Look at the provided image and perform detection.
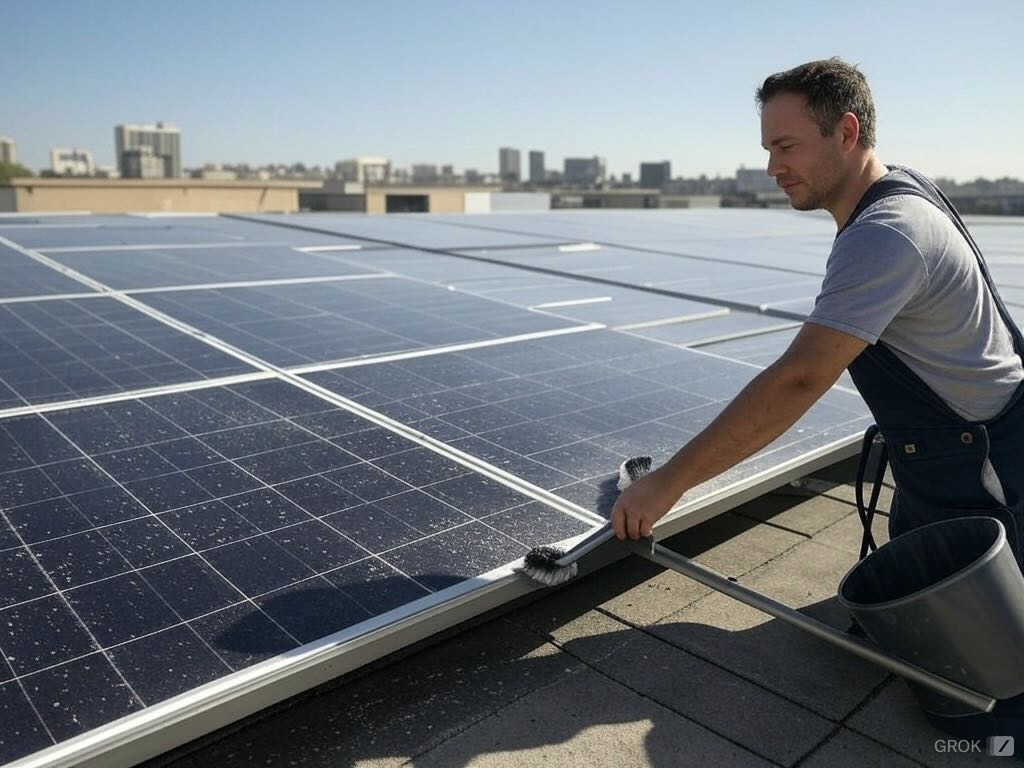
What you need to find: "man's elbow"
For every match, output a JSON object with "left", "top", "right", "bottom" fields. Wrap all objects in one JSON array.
[{"left": 768, "top": 357, "right": 843, "bottom": 398}]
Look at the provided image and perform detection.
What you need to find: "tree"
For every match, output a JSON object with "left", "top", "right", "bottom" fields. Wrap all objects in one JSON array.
[{"left": 0, "top": 162, "right": 33, "bottom": 183}]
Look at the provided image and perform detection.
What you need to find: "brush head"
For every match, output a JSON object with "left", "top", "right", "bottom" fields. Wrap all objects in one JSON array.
[
  {"left": 618, "top": 456, "right": 652, "bottom": 490},
  {"left": 516, "top": 545, "right": 579, "bottom": 587},
  {"left": 517, "top": 456, "right": 653, "bottom": 587}
]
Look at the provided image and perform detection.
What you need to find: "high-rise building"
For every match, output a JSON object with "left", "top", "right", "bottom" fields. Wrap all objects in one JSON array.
[
  {"left": 49, "top": 148, "right": 95, "bottom": 176},
  {"left": 499, "top": 147, "right": 520, "bottom": 183},
  {"left": 335, "top": 156, "right": 391, "bottom": 184},
  {"left": 529, "top": 151, "right": 545, "bottom": 184},
  {"left": 115, "top": 122, "right": 181, "bottom": 178},
  {"left": 563, "top": 156, "right": 606, "bottom": 187},
  {"left": 0, "top": 137, "right": 16, "bottom": 165},
  {"left": 121, "top": 146, "right": 166, "bottom": 179},
  {"left": 639, "top": 161, "right": 671, "bottom": 189}
]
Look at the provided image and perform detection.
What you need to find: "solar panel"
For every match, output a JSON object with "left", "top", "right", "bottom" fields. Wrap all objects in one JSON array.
[
  {"left": 303, "top": 330, "right": 871, "bottom": 512},
  {"left": 0, "top": 244, "right": 97, "bottom": 300},
  {"left": 0, "top": 377, "right": 594, "bottom": 762},
  {"left": 45, "top": 245, "right": 381, "bottom": 290},
  {"left": 0, "top": 209, "right": 904, "bottom": 767},
  {"left": 6, "top": 216, "right": 348, "bottom": 251},
  {"left": 134, "top": 277, "right": 590, "bottom": 366},
  {"left": 0, "top": 298, "right": 256, "bottom": 408},
  {"left": 626, "top": 310, "right": 801, "bottom": 347},
  {"left": 248, "top": 213, "right": 569, "bottom": 250}
]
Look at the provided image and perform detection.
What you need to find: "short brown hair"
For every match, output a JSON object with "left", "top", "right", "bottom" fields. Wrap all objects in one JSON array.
[{"left": 756, "top": 57, "right": 876, "bottom": 148}]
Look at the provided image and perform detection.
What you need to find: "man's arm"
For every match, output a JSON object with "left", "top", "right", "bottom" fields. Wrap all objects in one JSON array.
[{"left": 611, "top": 322, "right": 868, "bottom": 540}]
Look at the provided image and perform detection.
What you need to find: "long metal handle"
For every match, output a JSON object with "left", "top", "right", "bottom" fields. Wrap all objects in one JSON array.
[
  {"left": 555, "top": 522, "right": 616, "bottom": 567},
  {"left": 628, "top": 538, "right": 997, "bottom": 713}
]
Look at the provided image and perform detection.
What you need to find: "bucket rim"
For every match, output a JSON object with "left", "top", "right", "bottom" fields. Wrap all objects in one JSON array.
[{"left": 837, "top": 515, "right": 1007, "bottom": 612}]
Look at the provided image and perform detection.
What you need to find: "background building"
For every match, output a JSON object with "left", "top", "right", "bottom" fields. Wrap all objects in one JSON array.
[
  {"left": 0, "top": 177, "right": 319, "bottom": 213},
  {"left": 735, "top": 166, "right": 777, "bottom": 193},
  {"left": 499, "top": 147, "right": 520, "bottom": 183},
  {"left": 529, "top": 150, "right": 545, "bottom": 184},
  {"left": 0, "top": 137, "right": 16, "bottom": 165},
  {"left": 640, "top": 161, "right": 671, "bottom": 189},
  {"left": 411, "top": 164, "right": 439, "bottom": 184},
  {"left": 335, "top": 156, "right": 391, "bottom": 184},
  {"left": 49, "top": 148, "right": 95, "bottom": 176},
  {"left": 563, "top": 156, "right": 606, "bottom": 187},
  {"left": 121, "top": 146, "right": 166, "bottom": 179},
  {"left": 115, "top": 122, "right": 181, "bottom": 178}
]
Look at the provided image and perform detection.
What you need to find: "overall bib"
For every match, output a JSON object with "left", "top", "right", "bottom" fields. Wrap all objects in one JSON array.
[{"left": 844, "top": 165, "right": 1024, "bottom": 737}]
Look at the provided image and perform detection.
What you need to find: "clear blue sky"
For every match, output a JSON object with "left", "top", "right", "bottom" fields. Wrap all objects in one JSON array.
[{"left": 3, "top": 0, "right": 1021, "bottom": 181}]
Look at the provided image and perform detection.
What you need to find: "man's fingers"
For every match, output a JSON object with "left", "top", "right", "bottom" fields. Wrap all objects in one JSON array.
[
  {"left": 611, "top": 502, "right": 626, "bottom": 540},
  {"left": 627, "top": 514, "right": 642, "bottom": 540},
  {"left": 640, "top": 520, "right": 653, "bottom": 538}
]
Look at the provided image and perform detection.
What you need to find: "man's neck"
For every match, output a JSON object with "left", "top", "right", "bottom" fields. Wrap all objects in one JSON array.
[{"left": 827, "top": 155, "right": 890, "bottom": 231}]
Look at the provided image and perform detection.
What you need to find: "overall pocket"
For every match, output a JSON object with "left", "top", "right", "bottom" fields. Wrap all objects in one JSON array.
[{"left": 883, "top": 423, "right": 1023, "bottom": 567}]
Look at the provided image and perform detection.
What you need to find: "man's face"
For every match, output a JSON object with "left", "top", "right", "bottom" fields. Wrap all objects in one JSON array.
[{"left": 760, "top": 92, "right": 846, "bottom": 211}]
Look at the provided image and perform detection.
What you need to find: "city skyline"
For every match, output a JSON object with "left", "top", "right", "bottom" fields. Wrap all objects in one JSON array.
[{"left": 3, "top": 1, "right": 1022, "bottom": 182}]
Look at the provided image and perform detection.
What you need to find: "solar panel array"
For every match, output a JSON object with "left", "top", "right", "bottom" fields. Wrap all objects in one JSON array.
[{"left": 2, "top": 208, "right": 1018, "bottom": 767}]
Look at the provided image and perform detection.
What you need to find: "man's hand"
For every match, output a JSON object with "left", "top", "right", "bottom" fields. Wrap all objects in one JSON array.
[{"left": 611, "top": 466, "right": 687, "bottom": 540}]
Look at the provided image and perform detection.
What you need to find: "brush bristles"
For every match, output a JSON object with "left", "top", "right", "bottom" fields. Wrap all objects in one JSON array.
[
  {"left": 618, "top": 456, "right": 652, "bottom": 490},
  {"left": 518, "top": 456, "right": 652, "bottom": 587},
  {"left": 516, "top": 560, "right": 579, "bottom": 587}
]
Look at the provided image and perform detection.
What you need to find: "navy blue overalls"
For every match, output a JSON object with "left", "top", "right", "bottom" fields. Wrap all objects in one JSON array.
[
  {"left": 844, "top": 165, "right": 1024, "bottom": 567},
  {"left": 843, "top": 165, "right": 1024, "bottom": 737}
]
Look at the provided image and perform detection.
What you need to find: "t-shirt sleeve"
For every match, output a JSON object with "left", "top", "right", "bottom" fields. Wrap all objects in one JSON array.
[{"left": 806, "top": 220, "right": 930, "bottom": 344}]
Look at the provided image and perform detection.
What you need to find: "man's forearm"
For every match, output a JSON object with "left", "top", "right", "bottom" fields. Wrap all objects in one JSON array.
[{"left": 660, "top": 362, "right": 830, "bottom": 496}]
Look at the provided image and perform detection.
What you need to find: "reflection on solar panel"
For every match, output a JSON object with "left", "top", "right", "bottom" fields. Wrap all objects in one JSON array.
[{"left": 0, "top": 208, "right": 958, "bottom": 767}]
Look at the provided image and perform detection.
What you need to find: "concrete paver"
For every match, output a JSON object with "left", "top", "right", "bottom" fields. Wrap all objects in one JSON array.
[
  {"left": 649, "top": 538, "right": 889, "bottom": 720},
  {"left": 412, "top": 666, "right": 774, "bottom": 768}
]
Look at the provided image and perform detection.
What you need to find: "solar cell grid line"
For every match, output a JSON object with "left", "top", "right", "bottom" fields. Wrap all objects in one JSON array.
[{"left": 0, "top": 378, "right": 594, "bottom": 764}]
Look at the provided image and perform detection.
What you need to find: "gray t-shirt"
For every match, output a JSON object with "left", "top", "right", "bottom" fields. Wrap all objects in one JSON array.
[{"left": 807, "top": 192, "right": 1023, "bottom": 421}]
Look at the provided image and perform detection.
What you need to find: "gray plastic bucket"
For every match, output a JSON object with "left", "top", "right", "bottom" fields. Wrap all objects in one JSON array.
[{"left": 838, "top": 516, "right": 1024, "bottom": 716}]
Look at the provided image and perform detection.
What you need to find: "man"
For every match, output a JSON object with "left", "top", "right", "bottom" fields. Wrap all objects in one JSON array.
[
  {"left": 612, "top": 57, "right": 1023, "bottom": 554},
  {"left": 611, "top": 56, "right": 1024, "bottom": 738}
]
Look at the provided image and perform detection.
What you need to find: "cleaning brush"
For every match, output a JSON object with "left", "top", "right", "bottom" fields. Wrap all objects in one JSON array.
[{"left": 517, "top": 456, "right": 653, "bottom": 587}]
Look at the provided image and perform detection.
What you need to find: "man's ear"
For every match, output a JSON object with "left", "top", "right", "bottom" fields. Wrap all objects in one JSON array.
[{"left": 839, "top": 112, "right": 861, "bottom": 152}]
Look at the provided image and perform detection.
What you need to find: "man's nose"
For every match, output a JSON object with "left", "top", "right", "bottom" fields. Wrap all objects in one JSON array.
[{"left": 766, "top": 153, "right": 784, "bottom": 178}]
